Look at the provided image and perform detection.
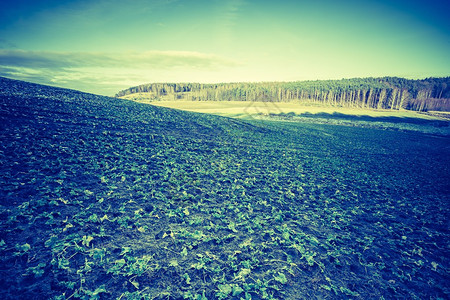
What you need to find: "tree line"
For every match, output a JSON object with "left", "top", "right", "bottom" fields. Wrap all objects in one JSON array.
[{"left": 116, "top": 77, "right": 450, "bottom": 111}]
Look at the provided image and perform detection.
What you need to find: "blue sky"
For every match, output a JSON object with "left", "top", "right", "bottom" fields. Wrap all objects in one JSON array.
[{"left": 0, "top": 0, "right": 449, "bottom": 95}]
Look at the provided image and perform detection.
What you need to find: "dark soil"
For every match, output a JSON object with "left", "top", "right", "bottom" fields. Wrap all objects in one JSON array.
[{"left": 0, "top": 77, "right": 449, "bottom": 299}]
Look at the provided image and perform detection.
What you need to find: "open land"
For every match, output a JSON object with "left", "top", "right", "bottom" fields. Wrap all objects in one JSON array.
[
  {"left": 0, "top": 77, "right": 449, "bottom": 299},
  {"left": 147, "top": 100, "right": 450, "bottom": 136}
]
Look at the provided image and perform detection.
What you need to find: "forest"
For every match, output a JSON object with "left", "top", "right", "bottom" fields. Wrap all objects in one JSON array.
[{"left": 116, "top": 77, "right": 450, "bottom": 111}]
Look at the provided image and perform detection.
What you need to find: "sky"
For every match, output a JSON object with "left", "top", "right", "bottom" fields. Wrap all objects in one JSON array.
[{"left": 0, "top": 0, "right": 449, "bottom": 96}]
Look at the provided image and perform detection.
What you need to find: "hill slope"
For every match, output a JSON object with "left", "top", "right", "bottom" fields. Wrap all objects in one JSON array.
[
  {"left": 116, "top": 77, "right": 450, "bottom": 112},
  {"left": 1, "top": 77, "right": 449, "bottom": 299}
]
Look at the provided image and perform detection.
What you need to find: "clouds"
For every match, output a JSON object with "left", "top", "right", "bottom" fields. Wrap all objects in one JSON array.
[
  {"left": 0, "top": 49, "right": 238, "bottom": 69},
  {"left": 0, "top": 49, "right": 239, "bottom": 95}
]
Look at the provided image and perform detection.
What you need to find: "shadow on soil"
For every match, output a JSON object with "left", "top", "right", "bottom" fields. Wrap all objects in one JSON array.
[{"left": 274, "top": 111, "right": 449, "bottom": 127}]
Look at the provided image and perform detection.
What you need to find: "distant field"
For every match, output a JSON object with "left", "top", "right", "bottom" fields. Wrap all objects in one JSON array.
[
  {"left": 145, "top": 100, "right": 450, "bottom": 136},
  {"left": 147, "top": 100, "right": 438, "bottom": 119}
]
